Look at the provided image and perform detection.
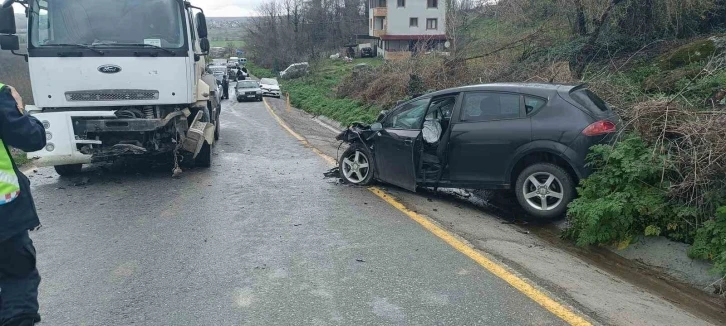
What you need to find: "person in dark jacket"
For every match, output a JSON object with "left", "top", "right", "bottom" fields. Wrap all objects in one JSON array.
[
  {"left": 0, "top": 84, "right": 46, "bottom": 326},
  {"left": 237, "top": 69, "right": 245, "bottom": 81},
  {"left": 221, "top": 75, "right": 229, "bottom": 100}
]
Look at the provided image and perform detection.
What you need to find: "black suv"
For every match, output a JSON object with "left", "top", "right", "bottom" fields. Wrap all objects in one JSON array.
[
  {"left": 360, "top": 47, "right": 374, "bottom": 58},
  {"left": 336, "top": 83, "right": 620, "bottom": 219}
]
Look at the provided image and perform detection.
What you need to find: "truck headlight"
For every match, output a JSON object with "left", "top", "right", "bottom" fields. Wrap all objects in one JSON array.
[
  {"left": 45, "top": 143, "right": 55, "bottom": 152},
  {"left": 45, "top": 132, "right": 52, "bottom": 140},
  {"left": 42, "top": 120, "right": 50, "bottom": 129}
]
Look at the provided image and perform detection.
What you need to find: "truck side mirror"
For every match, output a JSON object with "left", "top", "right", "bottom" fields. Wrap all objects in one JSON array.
[
  {"left": 1, "top": 0, "right": 14, "bottom": 9},
  {"left": 0, "top": 35, "right": 19, "bottom": 50},
  {"left": 199, "top": 38, "right": 210, "bottom": 54},
  {"left": 0, "top": 5, "right": 16, "bottom": 34},
  {"left": 195, "top": 12, "right": 208, "bottom": 39}
]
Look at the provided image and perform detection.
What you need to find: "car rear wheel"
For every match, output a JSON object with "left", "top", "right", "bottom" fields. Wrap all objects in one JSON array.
[
  {"left": 339, "top": 144, "right": 374, "bottom": 185},
  {"left": 515, "top": 163, "right": 574, "bottom": 220}
]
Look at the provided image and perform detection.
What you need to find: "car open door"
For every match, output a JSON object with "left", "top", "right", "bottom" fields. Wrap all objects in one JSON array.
[
  {"left": 374, "top": 130, "right": 421, "bottom": 191},
  {"left": 374, "top": 98, "right": 431, "bottom": 191}
]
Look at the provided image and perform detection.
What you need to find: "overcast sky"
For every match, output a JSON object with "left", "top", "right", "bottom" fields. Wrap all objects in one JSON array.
[{"left": 184, "top": 0, "right": 263, "bottom": 17}]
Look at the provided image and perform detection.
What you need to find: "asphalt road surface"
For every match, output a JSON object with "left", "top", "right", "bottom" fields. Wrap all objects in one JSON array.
[{"left": 25, "top": 98, "right": 572, "bottom": 325}]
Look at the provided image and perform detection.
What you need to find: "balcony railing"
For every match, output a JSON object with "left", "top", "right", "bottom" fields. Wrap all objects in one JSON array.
[{"left": 372, "top": 7, "right": 387, "bottom": 17}]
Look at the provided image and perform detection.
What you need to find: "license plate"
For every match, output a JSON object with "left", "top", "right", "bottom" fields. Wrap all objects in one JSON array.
[{"left": 247, "top": 95, "right": 256, "bottom": 98}]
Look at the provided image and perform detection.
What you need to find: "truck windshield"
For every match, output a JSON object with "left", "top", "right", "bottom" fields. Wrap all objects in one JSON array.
[{"left": 30, "top": 0, "right": 185, "bottom": 49}]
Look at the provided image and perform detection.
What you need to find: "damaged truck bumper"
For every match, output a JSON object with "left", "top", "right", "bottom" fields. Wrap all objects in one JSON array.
[{"left": 27, "top": 110, "right": 213, "bottom": 167}]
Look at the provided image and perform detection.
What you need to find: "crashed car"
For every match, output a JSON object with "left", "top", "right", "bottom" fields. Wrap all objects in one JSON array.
[{"left": 335, "top": 83, "right": 620, "bottom": 219}]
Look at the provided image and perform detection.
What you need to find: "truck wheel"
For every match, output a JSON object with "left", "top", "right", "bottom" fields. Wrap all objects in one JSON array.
[
  {"left": 55, "top": 164, "right": 83, "bottom": 176},
  {"left": 196, "top": 142, "right": 212, "bottom": 168}
]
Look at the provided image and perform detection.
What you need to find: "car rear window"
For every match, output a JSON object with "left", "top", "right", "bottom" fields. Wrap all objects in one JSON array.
[{"left": 570, "top": 89, "right": 609, "bottom": 112}]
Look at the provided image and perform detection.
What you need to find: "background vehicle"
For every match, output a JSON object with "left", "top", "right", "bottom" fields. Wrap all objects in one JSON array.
[
  {"left": 279, "top": 62, "right": 309, "bottom": 79},
  {"left": 360, "top": 47, "right": 374, "bottom": 58},
  {"left": 239, "top": 58, "right": 248, "bottom": 65},
  {"left": 259, "top": 78, "right": 281, "bottom": 98},
  {"left": 235, "top": 80, "right": 262, "bottom": 102},
  {"left": 228, "top": 57, "right": 239, "bottom": 66},
  {"left": 0, "top": 0, "right": 220, "bottom": 174},
  {"left": 208, "top": 64, "right": 227, "bottom": 83},
  {"left": 335, "top": 83, "right": 620, "bottom": 219}
]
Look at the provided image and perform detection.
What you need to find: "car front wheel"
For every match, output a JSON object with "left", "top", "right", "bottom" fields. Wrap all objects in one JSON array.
[
  {"left": 339, "top": 144, "right": 374, "bottom": 185},
  {"left": 515, "top": 163, "right": 574, "bottom": 220}
]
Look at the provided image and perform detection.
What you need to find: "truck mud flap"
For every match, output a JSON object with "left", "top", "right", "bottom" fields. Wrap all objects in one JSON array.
[{"left": 181, "top": 111, "right": 215, "bottom": 158}]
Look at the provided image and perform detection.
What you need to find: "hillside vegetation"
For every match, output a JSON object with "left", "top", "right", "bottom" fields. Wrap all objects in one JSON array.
[{"left": 249, "top": 0, "right": 726, "bottom": 280}]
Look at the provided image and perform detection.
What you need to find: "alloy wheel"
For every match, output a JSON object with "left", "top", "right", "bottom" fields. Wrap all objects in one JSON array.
[
  {"left": 522, "top": 172, "right": 564, "bottom": 211},
  {"left": 341, "top": 150, "right": 370, "bottom": 184}
]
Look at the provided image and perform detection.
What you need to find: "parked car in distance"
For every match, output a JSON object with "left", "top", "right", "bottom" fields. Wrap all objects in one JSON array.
[
  {"left": 335, "top": 83, "right": 620, "bottom": 219},
  {"left": 259, "top": 78, "right": 281, "bottom": 98},
  {"left": 360, "top": 47, "right": 374, "bottom": 58},
  {"left": 279, "top": 62, "right": 309, "bottom": 79},
  {"left": 239, "top": 57, "right": 248, "bottom": 65},
  {"left": 235, "top": 80, "right": 263, "bottom": 102}
]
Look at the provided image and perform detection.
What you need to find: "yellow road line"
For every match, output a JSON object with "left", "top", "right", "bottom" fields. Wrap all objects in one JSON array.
[
  {"left": 262, "top": 98, "right": 336, "bottom": 165},
  {"left": 262, "top": 97, "right": 592, "bottom": 326}
]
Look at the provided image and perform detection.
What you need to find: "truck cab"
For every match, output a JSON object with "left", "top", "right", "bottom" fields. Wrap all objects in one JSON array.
[{"left": 0, "top": 0, "right": 220, "bottom": 175}]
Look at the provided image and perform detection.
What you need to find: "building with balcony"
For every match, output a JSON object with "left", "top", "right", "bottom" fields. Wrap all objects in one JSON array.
[{"left": 367, "top": 0, "right": 447, "bottom": 59}]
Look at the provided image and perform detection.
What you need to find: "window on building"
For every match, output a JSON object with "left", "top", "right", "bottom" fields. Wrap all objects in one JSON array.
[
  {"left": 377, "top": 0, "right": 387, "bottom": 7},
  {"left": 426, "top": 18, "right": 438, "bottom": 30},
  {"left": 427, "top": 0, "right": 438, "bottom": 8},
  {"left": 397, "top": 0, "right": 405, "bottom": 7},
  {"left": 374, "top": 17, "right": 386, "bottom": 30},
  {"left": 461, "top": 93, "right": 522, "bottom": 122},
  {"left": 409, "top": 17, "right": 418, "bottom": 27}
]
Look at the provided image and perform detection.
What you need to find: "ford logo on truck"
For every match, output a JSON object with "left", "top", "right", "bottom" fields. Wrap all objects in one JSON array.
[{"left": 98, "top": 65, "right": 122, "bottom": 74}]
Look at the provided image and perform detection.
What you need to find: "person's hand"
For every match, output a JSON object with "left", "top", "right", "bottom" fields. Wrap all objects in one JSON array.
[{"left": 7, "top": 85, "right": 25, "bottom": 114}]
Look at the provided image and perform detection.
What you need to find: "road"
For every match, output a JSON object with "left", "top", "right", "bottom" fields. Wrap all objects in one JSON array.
[{"left": 26, "top": 98, "right": 574, "bottom": 325}]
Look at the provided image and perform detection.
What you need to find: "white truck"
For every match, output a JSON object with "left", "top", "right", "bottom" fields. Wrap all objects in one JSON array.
[{"left": 0, "top": 0, "right": 222, "bottom": 176}]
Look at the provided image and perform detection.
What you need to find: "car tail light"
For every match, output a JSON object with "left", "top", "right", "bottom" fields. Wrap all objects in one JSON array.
[{"left": 582, "top": 120, "right": 616, "bottom": 136}]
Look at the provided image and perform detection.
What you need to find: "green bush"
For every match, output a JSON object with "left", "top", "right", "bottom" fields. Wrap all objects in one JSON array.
[
  {"left": 565, "top": 135, "right": 677, "bottom": 246},
  {"left": 689, "top": 206, "right": 726, "bottom": 275}
]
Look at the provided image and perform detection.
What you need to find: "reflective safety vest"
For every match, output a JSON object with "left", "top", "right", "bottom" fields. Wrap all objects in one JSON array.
[{"left": 0, "top": 82, "right": 21, "bottom": 205}]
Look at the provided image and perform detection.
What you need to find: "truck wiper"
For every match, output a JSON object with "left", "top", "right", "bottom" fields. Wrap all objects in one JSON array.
[
  {"left": 95, "top": 43, "right": 176, "bottom": 56},
  {"left": 51, "top": 43, "right": 105, "bottom": 55}
]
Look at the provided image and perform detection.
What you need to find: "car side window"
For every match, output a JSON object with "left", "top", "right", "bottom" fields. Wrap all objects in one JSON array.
[
  {"left": 525, "top": 96, "right": 547, "bottom": 115},
  {"left": 461, "top": 92, "right": 521, "bottom": 122},
  {"left": 383, "top": 98, "right": 431, "bottom": 129}
]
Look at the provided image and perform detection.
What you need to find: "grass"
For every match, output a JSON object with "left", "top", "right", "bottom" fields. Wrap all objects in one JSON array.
[
  {"left": 210, "top": 40, "right": 246, "bottom": 49},
  {"left": 10, "top": 149, "right": 30, "bottom": 167},
  {"left": 249, "top": 58, "right": 384, "bottom": 126}
]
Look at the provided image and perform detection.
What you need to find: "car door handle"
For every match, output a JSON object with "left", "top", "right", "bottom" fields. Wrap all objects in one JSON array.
[{"left": 404, "top": 139, "right": 413, "bottom": 145}]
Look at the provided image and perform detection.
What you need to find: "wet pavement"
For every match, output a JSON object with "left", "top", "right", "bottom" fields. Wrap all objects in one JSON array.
[{"left": 26, "top": 98, "right": 572, "bottom": 325}]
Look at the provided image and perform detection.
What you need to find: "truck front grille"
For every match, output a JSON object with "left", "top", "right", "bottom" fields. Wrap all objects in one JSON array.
[{"left": 65, "top": 90, "right": 160, "bottom": 102}]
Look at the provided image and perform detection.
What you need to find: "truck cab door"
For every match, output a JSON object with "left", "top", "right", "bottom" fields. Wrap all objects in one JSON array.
[{"left": 373, "top": 98, "right": 431, "bottom": 192}]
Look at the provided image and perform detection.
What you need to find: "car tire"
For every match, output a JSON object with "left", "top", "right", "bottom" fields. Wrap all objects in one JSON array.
[
  {"left": 55, "top": 164, "right": 83, "bottom": 176},
  {"left": 338, "top": 143, "right": 374, "bottom": 186},
  {"left": 515, "top": 163, "right": 574, "bottom": 220}
]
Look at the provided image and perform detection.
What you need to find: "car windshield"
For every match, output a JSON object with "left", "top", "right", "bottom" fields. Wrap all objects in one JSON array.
[
  {"left": 260, "top": 78, "right": 279, "bottom": 86},
  {"left": 237, "top": 81, "right": 259, "bottom": 89},
  {"left": 30, "top": 0, "right": 185, "bottom": 48}
]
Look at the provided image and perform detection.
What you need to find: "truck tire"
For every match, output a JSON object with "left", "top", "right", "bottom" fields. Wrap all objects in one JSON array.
[
  {"left": 55, "top": 164, "right": 83, "bottom": 176},
  {"left": 196, "top": 142, "right": 212, "bottom": 168}
]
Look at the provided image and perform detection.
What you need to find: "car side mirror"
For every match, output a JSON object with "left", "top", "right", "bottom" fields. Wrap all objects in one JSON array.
[
  {"left": 376, "top": 110, "right": 388, "bottom": 122},
  {"left": 0, "top": 4, "right": 16, "bottom": 34},
  {"left": 200, "top": 38, "right": 210, "bottom": 54},
  {"left": 371, "top": 122, "right": 383, "bottom": 131},
  {"left": 195, "top": 12, "right": 208, "bottom": 39}
]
